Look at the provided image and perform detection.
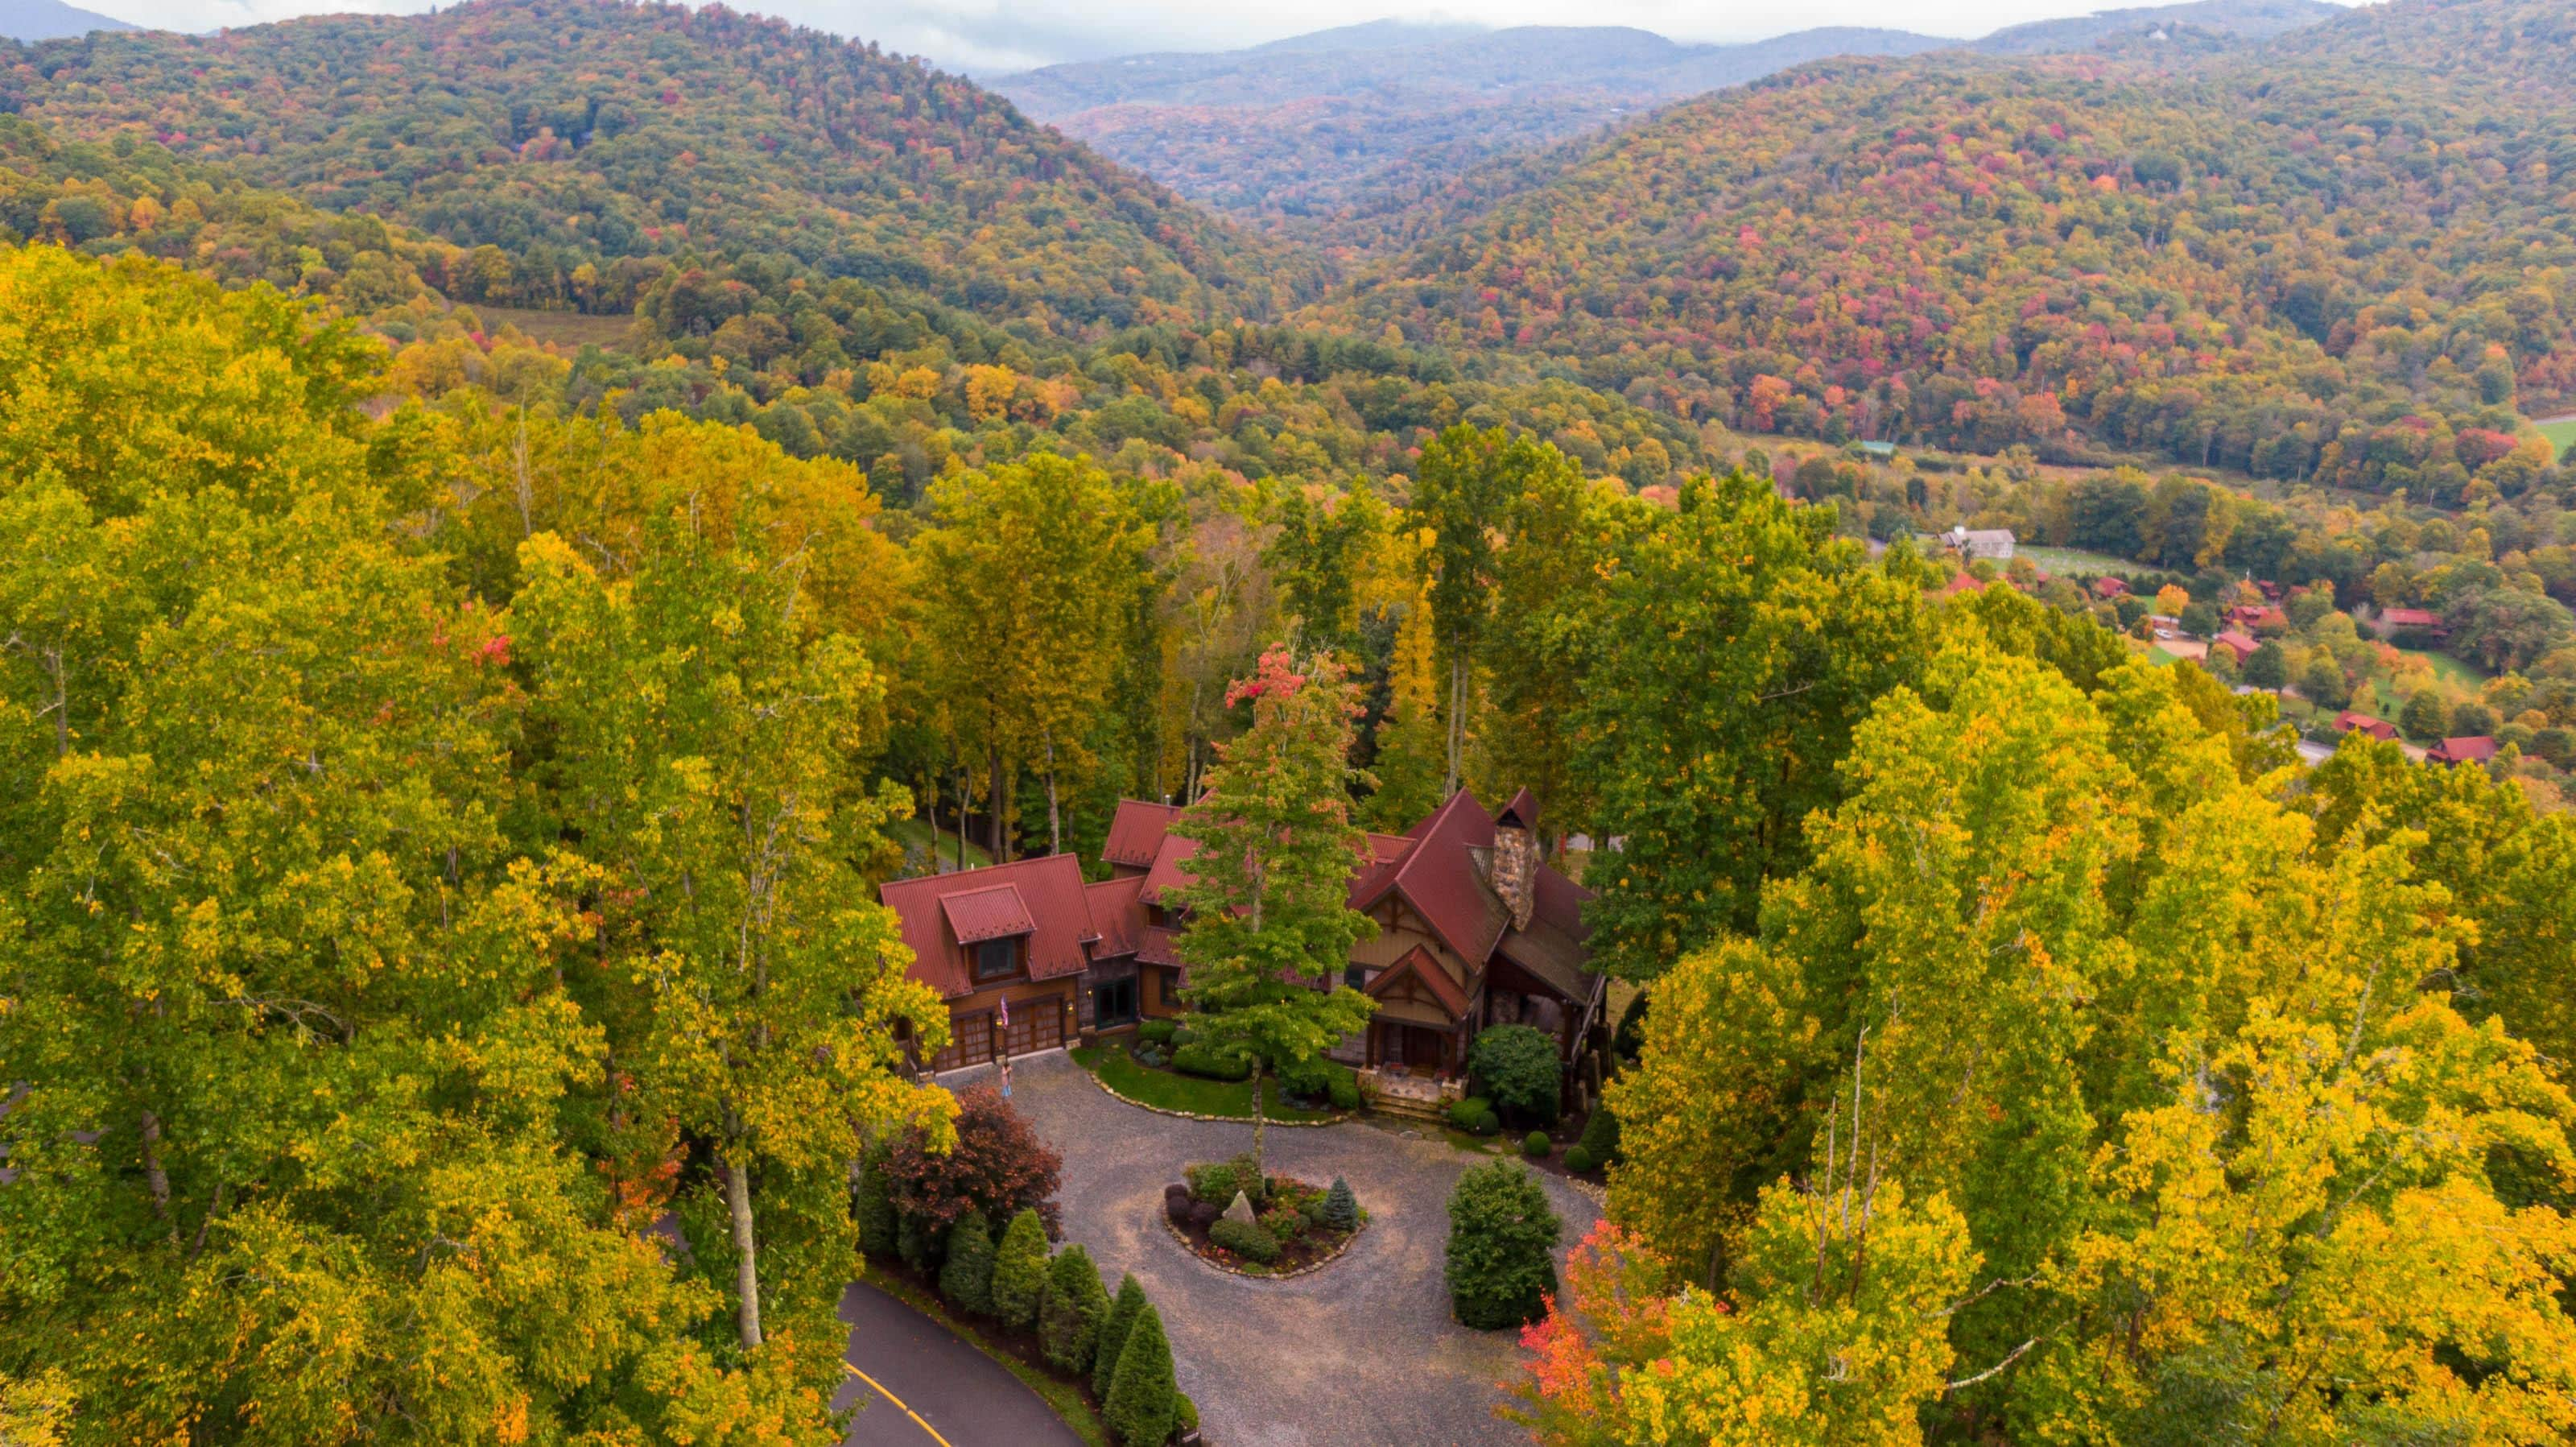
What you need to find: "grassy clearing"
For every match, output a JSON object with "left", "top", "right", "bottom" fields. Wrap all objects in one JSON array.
[
  {"left": 886, "top": 817, "right": 992, "bottom": 871},
  {"left": 2016, "top": 544, "right": 2142, "bottom": 577},
  {"left": 464, "top": 304, "right": 635, "bottom": 349},
  {"left": 2534, "top": 416, "right": 2576, "bottom": 458},
  {"left": 857, "top": 1262, "right": 1112, "bottom": 1447},
  {"left": 1069, "top": 1042, "right": 1339, "bottom": 1122}
]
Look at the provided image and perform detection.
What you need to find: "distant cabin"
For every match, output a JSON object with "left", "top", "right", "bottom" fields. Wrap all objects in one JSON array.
[
  {"left": 2334, "top": 710, "right": 2400, "bottom": 742},
  {"left": 2373, "top": 606, "right": 2445, "bottom": 639},
  {"left": 1940, "top": 525, "right": 2015, "bottom": 562},
  {"left": 2428, "top": 736, "right": 2498, "bottom": 767}
]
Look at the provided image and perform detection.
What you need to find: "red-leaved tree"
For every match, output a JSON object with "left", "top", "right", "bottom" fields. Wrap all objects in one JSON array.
[{"left": 882, "top": 1085, "right": 1064, "bottom": 1237}]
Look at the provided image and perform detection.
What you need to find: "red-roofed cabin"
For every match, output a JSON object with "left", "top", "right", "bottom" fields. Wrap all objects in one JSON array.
[
  {"left": 2376, "top": 607, "right": 2443, "bottom": 635},
  {"left": 2428, "top": 736, "right": 2498, "bottom": 767},
  {"left": 2211, "top": 630, "right": 2260, "bottom": 664},
  {"left": 2092, "top": 577, "right": 2128, "bottom": 599},
  {"left": 2227, "top": 605, "right": 2289, "bottom": 632},
  {"left": 881, "top": 854, "right": 1105, "bottom": 1073},
  {"left": 2334, "top": 711, "right": 2400, "bottom": 742},
  {"left": 1096, "top": 788, "right": 1607, "bottom": 1096}
]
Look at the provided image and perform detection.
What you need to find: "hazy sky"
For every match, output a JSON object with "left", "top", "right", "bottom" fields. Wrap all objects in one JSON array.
[{"left": 89, "top": 0, "right": 2364, "bottom": 76}]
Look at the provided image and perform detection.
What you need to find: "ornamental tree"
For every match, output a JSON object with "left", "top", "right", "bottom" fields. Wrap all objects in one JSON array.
[
  {"left": 881, "top": 1085, "right": 1063, "bottom": 1238},
  {"left": 1445, "top": 1161, "right": 1563, "bottom": 1330},
  {"left": 1171, "top": 647, "right": 1378, "bottom": 1176}
]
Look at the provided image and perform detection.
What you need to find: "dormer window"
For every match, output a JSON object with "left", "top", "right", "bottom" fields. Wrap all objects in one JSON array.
[{"left": 974, "top": 936, "right": 1022, "bottom": 982}]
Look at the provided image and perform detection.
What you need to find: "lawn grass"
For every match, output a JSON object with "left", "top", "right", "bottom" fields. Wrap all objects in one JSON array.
[
  {"left": 1069, "top": 1042, "right": 1339, "bottom": 1122},
  {"left": 2016, "top": 544, "right": 2143, "bottom": 577},
  {"left": 2534, "top": 416, "right": 2576, "bottom": 459},
  {"left": 465, "top": 304, "right": 636, "bottom": 349},
  {"left": 857, "top": 1261, "right": 1111, "bottom": 1447},
  {"left": 886, "top": 817, "right": 992, "bottom": 871}
]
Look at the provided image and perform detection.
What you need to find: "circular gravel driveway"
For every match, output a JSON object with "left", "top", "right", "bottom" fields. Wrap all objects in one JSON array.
[{"left": 966, "top": 1050, "right": 1598, "bottom": 1447}]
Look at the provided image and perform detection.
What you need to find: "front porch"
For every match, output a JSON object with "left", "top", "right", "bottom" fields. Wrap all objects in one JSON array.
[{"left": 1357, "top": 1060, "right": 1466, "bottom": 1122}]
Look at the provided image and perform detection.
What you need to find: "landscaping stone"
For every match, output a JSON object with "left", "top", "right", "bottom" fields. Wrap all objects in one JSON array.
[{"left": 1221, "top": 1189, "right": 1256, "bottom": 1226}]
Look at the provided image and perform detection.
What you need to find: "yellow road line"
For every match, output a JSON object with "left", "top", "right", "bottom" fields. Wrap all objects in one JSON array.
[{"left": 844, "top": 1362, "right": 955, "bottom": 1447}]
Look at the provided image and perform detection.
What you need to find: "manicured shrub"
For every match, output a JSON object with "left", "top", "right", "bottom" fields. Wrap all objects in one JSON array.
[
  {"left": 1138, "top": 1019, "right": 1178, "bottom": 1045},
  {"left": 1208, "top": 1217, "right": 1280, "bottom": 1263},
  {"left": 1163, "top": 1183, "right": 1193, "bottom": 1223},
  {"left": 1318, "top": 1177, "right": 1359, "bottom": 1234},
  {"left": 1563, "top": 1145, "right": 1596, "bottom": 1174},
  {"left": 1187, "top": 1161, "right": 1236, "bottom": 1205},
  {"left": 1475, "top": 1107, "right": 1501, "bottom": 1136},
  {"left": 936, "top": 1209, "right": 995, "bottom": 1315},
  {"left": 989, "top": 1207, "right": 1051, "bottom": 1330},
  {"left": 1093, "top": 1273, "right": 1150, "bottom": 1399},
  {"left": 1170, "top": 1025, "right": 1197, "bottom": 1047},
  {"left": 1039, "top": 1244, "right": 1110, "bottom": 1375},
  {"left": 1104, "top": 1304, "right": 1177, "bottom": 1447},
  {"left": 1177, "top": 1394, "right": 1199, "bottom": 1434},
  {"left": 1469, "top": 1023, "right": 1562, "bottom": 1126},
  {"left": 1225, "top": 1152, "right": 1269, "bottom": 1206},
  {"left": 1259, "top": 1205, "right": 1306, "bottom": 1242},
  {"left": 896, "top": 1209, "right": 943, "bottom": 1274},
  {"left": 1171, "top": 1041, "right": 1252, "bottom": 1081},
  {"left": 1522, "top": 1130, "right": 1551, "bottom": 1160},
  {"left": 1445, "top": 1161, "right": 1563, "bottom": 1330},
  {"left": 854, "top": 1151, "right": 898, "bottom": 1260},
  {"left": 1447, "top": 1095, "right": 1495, "bottom": 1134},
  {"left": 883, "top": 1084, "right": 1064, "bottom": 1238},
  {"left": 1575, "top": 1098, "right": 1622, "bottom": 1166},
  {"left": 1277, "top": 1054, "right": 1356, "bottom": 1104},
  {"left": 1186, "top": 1201, "right": 1220, "bottom": 1230}
]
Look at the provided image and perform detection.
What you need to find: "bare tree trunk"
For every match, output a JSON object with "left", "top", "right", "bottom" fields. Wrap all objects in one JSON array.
[
  {"left": 1044, "top": 734, "right": 1062, "bottom": 858},
  {"left": 1444, "top": 651, "right": 1468, "bottom": 797},
  {"left": 955, "top": 767, "right": 969, "bottom": 873},
  {"left": 140, "top": 1109, "right": 175, "bottom": 1237},
  {"left": 1249, "top": 1060, "right": 1268, "bottom": 1180},
  {"left": 724, "top": 1144, "right": 764, "bottom": 1350},
  {"left": 987, "top": 741, "right": 1006, "bottom": 862}
]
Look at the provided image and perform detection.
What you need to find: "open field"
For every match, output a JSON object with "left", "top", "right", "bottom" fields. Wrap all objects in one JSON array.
[
  {"left": 2017, "top": 544, "right": 2143, "bottom": 577},
  {"left": 2537, "top": 415, "right": 2576, "bottom": 458},
  {"left": 464, "top": 305, "right": 636, "bottom": 349}
]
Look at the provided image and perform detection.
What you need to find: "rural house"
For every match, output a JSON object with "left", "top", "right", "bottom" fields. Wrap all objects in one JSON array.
[{"left": 879, "top": 790, "right": 1608, "bottom": 1100}]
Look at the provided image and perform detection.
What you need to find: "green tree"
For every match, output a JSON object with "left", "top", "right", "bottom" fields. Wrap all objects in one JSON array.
[
  {"left": 1445, "top": 1161, "right": 1563, "bottom": 1329},
  {"left": 1363, "top": 577, "right": 1446, "bottom": 829},
  {"left": 1038, "top": 1244, "right": 1111, "bottom": 1375},
  {"left": 1473, "top": 436, "right": 1594, "bottom": 838},
  {"left": 1569, "top": 472, "right": 1930, "bottom": 976},
  {"left": 1102, "top": 1304, "right": 1178, "bottom": 1447},
  {"left": 1172, "top": 647, "right": 1379, "bottom": 1176},
  {"left": 514, "top": 499, "right": 949, "bottom": 1374},
  {"left": 1410, "top": 424, "right": 1522, "bottom": 794},
  {"left": 2243, "top": 639, "right": 2289, "bottom": 689},
  {"left": 911, "top": 453, "right": 1145, "bottom": 858},
  {"left": 2401, "top": 688, "right": 2450, "bottom": 740},
  {"left": 937, "top": 1209, "right": 997, "bottom": 1316},
  {"left": 989, "top": 1208, "right": 1051, "bottom": 1331},
  {"left": 1092, "top": 1274, "right": 1150, "bottom": 1399}
]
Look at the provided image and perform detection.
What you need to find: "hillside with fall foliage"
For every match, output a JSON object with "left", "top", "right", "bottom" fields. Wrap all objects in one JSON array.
[
  {"left": 0, "top": 0, "right": 1315, "bottom": 337},
  {"left": 1327, "top": 0, "right": 2576, "bottom": 494}
]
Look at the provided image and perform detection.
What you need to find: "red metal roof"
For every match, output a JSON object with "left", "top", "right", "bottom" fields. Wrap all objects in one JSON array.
[
  {"left": 880, "top": 854, "right": 1098, "bottom": 999},
  {"left": 1102, "top": 800, "right": 1183, "bottom": 869},
  {"left": 2334, "top": 711, "right": 2399, "bottom": 742},
  {"left": 2093, "top": 577, "right": 2128, "bottom": 597},
  {"left": 1084, "top": 875, "right": 1147, "bottom": 959},
  {"left": 2430, "top": 735, "right": 2498, "bottom": 764},
  {"left": 2380, "top": 607, "right": 2441, "bottom": 629},
  {"left": 2212, "top": 630, "right": 2260, "bottom": 659},
  {"left": 939, "top": 884, "right": 1036, "bottom": 944},
  {"left": 1137, "top": 832, "right": 1202, "bottom": 907},
  {"left": 1351, "top": 790, "right": 1511, "bottom": 969}
]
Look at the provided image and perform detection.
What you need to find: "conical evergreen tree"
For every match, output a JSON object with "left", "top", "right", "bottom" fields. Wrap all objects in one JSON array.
[
  {"left": 1039, "top": 1244, "right": 1111, "bottom": 1374},
  {"left": 1092, "top": 1274, "right": 1149, "bottom": 1399},
  {"left": 1103, "top": 1304, "right": 1177, "bottom": 1447},
  {"left": 989, "top": 1207, "right": 1051, "bottom": 1330},
  {"left": 937, "top": 1209, "right": 996, "bottom": 1316},
  {"left": 1319, "top": 1176, "right": 1359, "bottom": 1234},
  {"left": 855, "top": 1151, "right": 898, "bottom": 1260}
]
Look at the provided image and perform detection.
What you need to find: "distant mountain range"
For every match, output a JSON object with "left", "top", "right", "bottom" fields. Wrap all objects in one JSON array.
[
  {"left": 990, "top": 0, "right": 2342, "bottom": 245},
  {"left": 0, "top": 0, "right": 134, "bottom": 41}
]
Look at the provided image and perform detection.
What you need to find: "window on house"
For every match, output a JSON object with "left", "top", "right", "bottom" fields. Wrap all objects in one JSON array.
[
  {"left": 1344, "top": 962, "right": 1368, "bottom": 990},
  {"left": 974, "top": 936, "right": 1020, "bottom": 982}
]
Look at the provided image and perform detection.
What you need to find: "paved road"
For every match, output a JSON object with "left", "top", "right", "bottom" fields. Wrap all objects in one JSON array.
[
  {"left": 964, "top": 1050, "right": 1600, "bottom": 1447},
  {"left": 836, "top": 1279, "right": 1084, "bottom": 1447}
]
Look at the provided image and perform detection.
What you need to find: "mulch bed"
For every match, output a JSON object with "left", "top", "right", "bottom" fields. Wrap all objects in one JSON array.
[{"left": 1164, "top": 1171, "right": 1364, "bottom": 1278}]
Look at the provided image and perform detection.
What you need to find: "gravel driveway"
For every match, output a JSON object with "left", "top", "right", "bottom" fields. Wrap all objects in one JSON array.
[{"left": 960, "top": 1050, "right": 1597, "bottom": 1447}]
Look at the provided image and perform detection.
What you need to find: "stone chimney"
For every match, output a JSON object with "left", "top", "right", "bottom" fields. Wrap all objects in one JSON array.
[{"left": 1488, "top": 821, "right": 1538, "bottom": 932}]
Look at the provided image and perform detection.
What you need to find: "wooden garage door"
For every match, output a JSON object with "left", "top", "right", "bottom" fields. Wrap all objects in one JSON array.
[
  {"left": 1002, "top": 999, "right": 1063, "bottom": 1058},
  {"left": 931, "top": 1011, "right": 993, "bottom": 1073}
]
